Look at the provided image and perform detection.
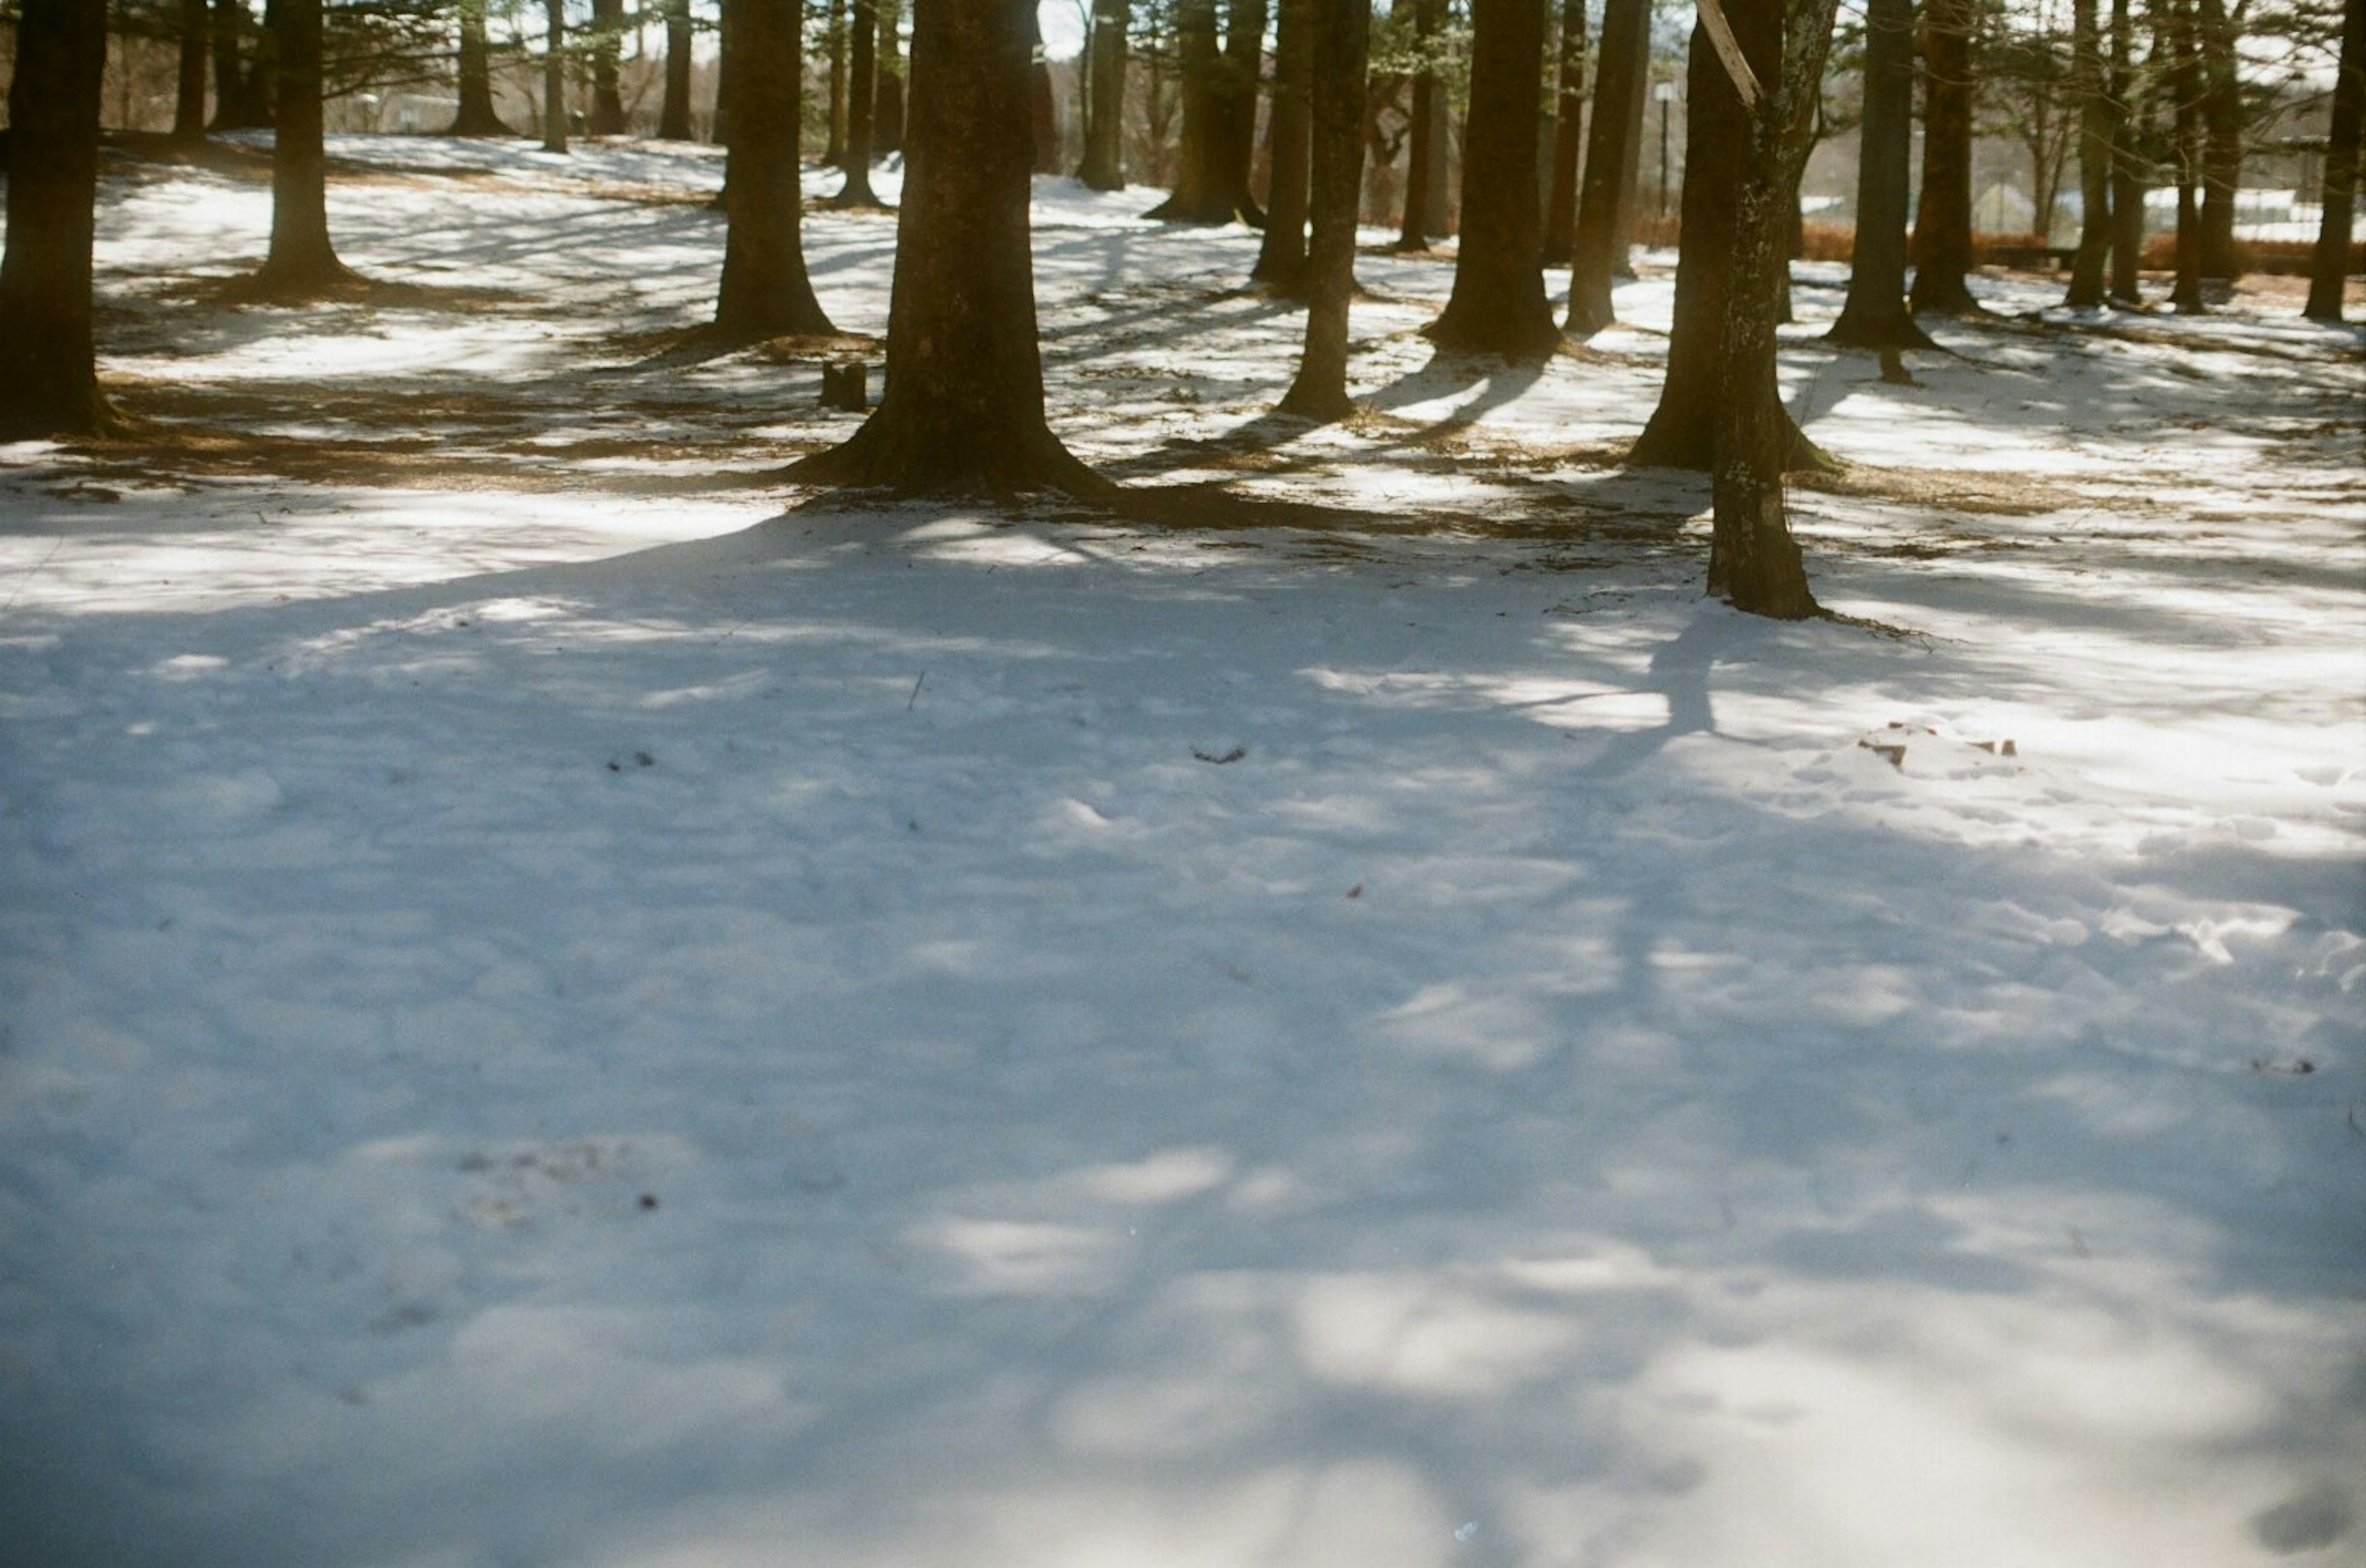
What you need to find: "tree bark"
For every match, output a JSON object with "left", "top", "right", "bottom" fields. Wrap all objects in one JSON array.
[
  {"left": 1426, "top": 0, "right": 1558, "bottom": 359},
  {"left": 1028, "top": 0, "right": 1063, "bottom": 173},
  {"left": 1221, "top": 0, "right": 1269, "bottom": 198},
  {"left": 588, "top": 0, "right": 627, "bottom": 133},
  {"left": 2108, "top": 0, "right": 2144, "bottom": 300},
  {"left": 793, "top": 0, "right": 1102, "bottom": 494},
  {"left": 211, "top": 0, "right": 273, "bottom": 129},
  {"left": 2065, "top": 0, "right": 2112, "bottom": 305},
  {"left": 1566, "top": 0, "right": 1649, "bottom": 334},
  {"left": 1828, "top": 0, "right": 1932, "bottom": 344},
  {"left": 1909, "top": 0, "right": 1980, "bottom": 314},
  {"left": 1253, "top": 0, "right": 1314, "bottom": 286},
  {"left": 1078, "top": 0, "right": 1132, "bottom": 187},
  {"left": 253, "top": 0, "right": 354, "bottom": 294},
  {"left": 0, "top": 0, "right": 113, "bottom": 439},
  {"left": 826, "top": 0, "right": 850, "bottom": 164},
  {"left": 1396, "top": 0, "right": 1447, "bottom": 247},
  {"left": 1146, "top": 0, "right": 1264, "bottom": 222},
  {"left": 2196, "top": 0, "right": 2243, "bottom": 278},
  {"left": 1711, "top": 0, "right": 1840, "bottom": 619},
  {"left": 543, "top": 0, "right": 569, "bottom": 152},
  {"left": 2306, "top": 0, "right": 2364, "bottom": 320},
  {"left": 451, "top": 0, "right": 514, "bottom": 136},
  {"left": 660, "top": 0, "right": 697, "bottom": 139},
  {"left": 1280, "top": 0, "right": 1372, "bottom": 420},
  {"left": 1541, "top": 0, "right": 1587, "bottom": 263},
  {"left": 174, "top": 0, "right": 211, "bottom": 144},
  {"left": 836, "top": 0, "right": 885, "bottom": 201},
  {"left": 2165, "top": 0, "right": 2206, "bottom": 309},
  {"left": 716, "top": 0, "right": 837, "bottom": 335},
  {"left": 877, "top": 0, "right": 906, "bottom": 153}
]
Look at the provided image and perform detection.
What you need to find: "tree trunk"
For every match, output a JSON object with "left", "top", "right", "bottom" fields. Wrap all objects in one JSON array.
[
  {"left": 174, "top": 0, "right": 211, "bottom": 144},
  {"left": 1028, "top": 1, "right": 1062, "bottom": 173},
  {"left": 836, "top": 0, "right": 885, "bottom": 201},
  {"left": 211, "top": 0, "right": 273, "bottom": 129},
  {"left": 1541, "top": 0, "right": 1586, "bottom": 263},
  {"left": 660, "top": 0, "right": 696, "bottom": 138},
  {"left": 877, "top": 0, "right": 906, "bottom": 153},
  {"left": 1613, "top": 35, "right": 1649, "bottom": 275},
  {"left": 2108, "top": 0, "right": 2144, "bottom": 300},
  {"left": 1221, "top": 0, "right": 1269, "bottom": 202},
  {"left": 1909, "top": 0, "right": 1980, "bottom": 314},
  {"left": 826, "top": 0, "right": 850, "bottom": 164},
  {"left": 1426, "top": 0, "right": 1558, "bottom": 359},
  {"left": 2065, "top": 0, "right": 2112, "bottom": 305},
  {"left": 543, "top": 0, "right": 569, "bottom": 152},
  {"left": 716, "top": 0, "right": 837, "bottom": 335},
  {"left": 1396, "top": 0, "right": 1446, "bottom": 246},
  {"left": 2196, "top": 0, "right": 2242, "bottom": 279},
  {"left": 1829, "top": 0, "right": 1932, "bottom": 344},
  {"left": 1280, "top": 0, "right": 1372, "bottom": 420},
  {"left": 794, "top": 0, "right": 1102, "bottom": 494},
  {"left": 253, "top": 0, "right": 354, "bottom": 294},
  {"left": 2165, "top": 0, "right": 2206, "bottom": 310},
  {"left": 1253, "top": 0, "right": 1314, "bottom": 286},
  {"left": 1147, "top": 0, "right": 1262, "bottom": 222},
  {"left": 588, "top": 0, "right": 627, "bottom": 133},
  {"left": 0, "top": 0, "right": 113, "bottom": 439},
  {"left": 1711, "top": 0, "right": 1840, "bottom": 619},
  {"left": 1078, "top": 0, "right": 1131, "bottom": 187},
  {"left": 451, "top": 0, "right": 514, "bottom": 136},
  {"left": 1566, "top": 0, "right": 1648, "bottom": 334},
  {"left": 2306, "top": 0, "right": 2364, "bottom": 320}
]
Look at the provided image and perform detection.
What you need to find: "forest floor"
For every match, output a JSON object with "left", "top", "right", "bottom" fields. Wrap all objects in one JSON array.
[{"left": 2, "top": 136, "right": 2364, "bottom": 1568}]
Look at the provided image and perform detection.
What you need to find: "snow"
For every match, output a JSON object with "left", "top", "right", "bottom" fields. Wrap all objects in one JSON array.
[{"left": 2, "top": 137, "right": 2363, "bottom": 1568}]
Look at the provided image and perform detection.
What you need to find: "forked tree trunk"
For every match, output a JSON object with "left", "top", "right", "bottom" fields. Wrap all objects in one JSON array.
[
  {"left": 1396, "top": 0, "right": 1446, "bottom": 248},
  {"left": 1280, "top": 0, "right": 1371, "bottom": 420},
  {"left": 1541, "top": 0, "right": 1587, "bottom": 264},
  {"left": 2196, "top": 0, "right": 2242, "bottom": 279},
  {"left": 253, "top": 0, "right": 355, "bottom": 294},
  {"left": 877, "top": 1, "right": 906, "bottom": 153},
  {"left": 1253, "top": 0, "right": 1314, "bottom": 288},
  {"left": 2165, "top": 0, "right": 2206, "bottom": 310},
  {"left": 660, "top": 0, "right": 696, "bottom": 139},
  {"left": 2065, "top": 0, "right": 2113, "bottom": 306},
  {"left": 716, "top": 0, "right": 837, "bottom": 335},
  {"left": 589, "top": 0, "right": 627, "bottom": 132},
  {"left": 175, "top": 0, "right": 211, "bottom": 144},
  {"left": 542, "top": 0, "right": 569, "bottom": 152},
  {"left": 1220, "top": 0, "right": 1269, "bottom": 199},
  {"left": 1426, "top": 0, "right": 1558, "bottom": 359},
  {"left": 1027, "top": 1, "right": 1062, "bottom": 173},
  {"left": 2108, "top": 0, "right": 2144, "bottom": 301},
  {"left": 1828, "top": 0, "right": 1932, "bottom": 344},
  {"left": 450, "top": 0, "right": 514, "bottom": 136},
  {"left": 1566, "top": 0, "right": 1648, "bottom": 334},
  {"left": 211, "top": 0, "right": 273, "bottom": 129},
  {"left": 1909, "top": 0, "right": 1980, "bottom": 315},
  {"left": 835, "top": 0, "right": 885, "bottom": 201},
  {"left": 1147, "top": 0, "right": 1261, "bottom": 222},
  {"left": 1078, "top": 0, "right": 1131, "bottom": 187},
  {"left": 1710, "top": 0, "right": 1840, "bottom": 620},
  {"left": 2306, "top": 0, "right": 2364, "bottom": 320},
  {"left": 0, "top": 0, "right": 114, "bottom": 439},
  {"left": 793, "top": 0, "right": 1102, "bottom": 494}
]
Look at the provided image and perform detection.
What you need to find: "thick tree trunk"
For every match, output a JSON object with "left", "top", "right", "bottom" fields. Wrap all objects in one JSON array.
[
  {"left": 253, "top": 0, "right": 354, "bottom": 294},
  {"left": 451, "top": 0, "right": 514, "bottom": 136},
  {"left": 1909, "top": 0, "right": 1980, "bottom": 314},
  {"left": 1147, "top": 0, "right": 1261, "bottom": 221},
  {"left": 588, "top": 0, "right": 627, "bottom": 132},
  {"left": 1220, "top": 0, "right": 1269, "bottom": 199},
  {"left": 1078, "top": 0, "right": 1131, "bottom": 187},
  {"left": 1828, "top": 0, "right": 1932, "bottom": 344},
  {"left": 2306, "top": 0, "right": 2364, "bottom": 320},
  {"left": 1566, "top": 0, "right": 1649, "bottom": 335},
  {"left": 1253, "top": 0, "right": 1314, "bottom": 286},
  {"left": 835, "top": 0, "right": 885, "bottom": 201},
  {"left": 877, "top": 1, "right": 906, "bottom": 154},
  {"left": 660, "top": 0, "right": 696, "bottom": 139},
  {"left": 1541, "top": 0, "right": 1587, "bottom": 264},
  {"left": 1426, "top": 0, "right": 1558, "bottom": 359},
  {"left": 716, "top": 0, "right": 837, "bottom": 335},
  {"left": 794, "top": 0, "right": 1100, "bottom": 494},
  {"left": 542, "top": 0, "right": 569, "bottom": 152},
  {"left": 2165, "top": 0, "right": 2206, "bottom": 310},
  {"left": 1396, "top": 0, "right": 1446, "bottom": 246},
  {"left": 174, "top": 0, "right": 211, "bottom": 143},
  {"left": 2065, "top": 0, "right": 2112, "bottom": 305},
  {"left": 2108, "top": 0, "right": 2144, "bottom": 301},
  {"left": 0, "top": 0, "right": 114, "bottom": 439},
  {"left": 1028, "top": 1, "right": 1062, "bottom": 173},
  {"left": 826, "top": 0, "right": 850, "bottom": 164},
  {"left": 2197, "top": 0, "right": 2242, "bottom": 279},
  {"left": 1711, "top": 0, "right": 1839, "bottom": 619},
  {"left": 1280, "top": 0, "right": 1372, "bottom": 420},
  {"left": 211, "top": 0, "right": 273, "bottom": 129}
]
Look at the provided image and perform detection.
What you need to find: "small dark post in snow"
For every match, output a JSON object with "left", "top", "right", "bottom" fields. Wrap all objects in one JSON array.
[{"left": 821, "top": 361, "right": 869, "bottom": 410}]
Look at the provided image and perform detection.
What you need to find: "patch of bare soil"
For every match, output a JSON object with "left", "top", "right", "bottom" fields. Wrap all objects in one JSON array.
[{"left": 1794, "top": 461, "right": 2085, "bottom": 516}]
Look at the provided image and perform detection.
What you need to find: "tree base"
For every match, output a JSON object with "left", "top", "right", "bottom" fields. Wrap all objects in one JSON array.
[
  {"left": 445, "top": 108, "right": 515, "bottom": 137},
  {"left": 1144, "top": 191, "right": 1266, "bottom": 228},
  {"left": 1423, "top": 309, "right": 1561, "bottom": 366},
  {"left": 788, "top": 415, "right": 1117, "bottom": 502},
  {"left": 1824, "top": 307, "right": 1939, "bottom": 351}
]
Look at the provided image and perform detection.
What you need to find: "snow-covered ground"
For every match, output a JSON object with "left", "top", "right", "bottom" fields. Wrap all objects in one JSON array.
[{"left": 2, "top": 137, "right": 2362, "bottom": 1568}]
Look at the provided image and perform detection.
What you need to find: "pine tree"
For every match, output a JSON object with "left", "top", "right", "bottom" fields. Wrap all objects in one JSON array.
[{"left": 0, "top": 0, "right": 115, "bottom": 438}]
